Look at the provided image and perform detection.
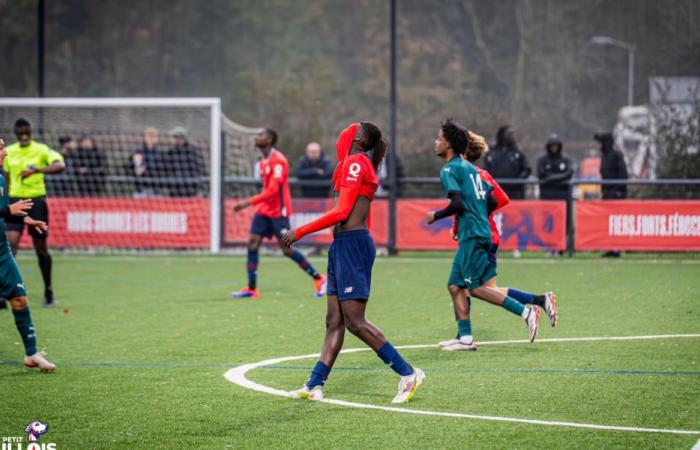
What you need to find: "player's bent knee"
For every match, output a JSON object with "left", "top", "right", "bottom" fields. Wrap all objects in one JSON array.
[
  {"left": 325, "top": 313, "right": 344, "bottom": 331},
  {"left": 9, "top": 296, "right": 28, "bottom": 309},
  {"left": 448, "top": 285, "right": 463, "bottom": 296},
  {"left": 343, "top": 317, "right": 364, "bottom": 336}
]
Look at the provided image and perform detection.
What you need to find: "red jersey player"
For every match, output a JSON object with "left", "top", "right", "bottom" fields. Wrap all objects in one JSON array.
[
  {"left": 232, "top": 128, "right": 326, "bottom": 299},
  {"left": 281, "top": 122, "right": 424, "bottom": 404},
  {"left": 437, "top": 131, "right": 558, "bottom": 351}
]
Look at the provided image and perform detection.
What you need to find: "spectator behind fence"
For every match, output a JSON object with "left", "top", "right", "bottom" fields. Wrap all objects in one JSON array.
[
  {"left": 127, "top": 127, "right": 163, "bottom": 197},
  {"left": 48, "top": 135, "right": 78, "bottom": 196},
  {"left": 73, "top": 134, "right": 107, "bottom": 196},
  {"left": 596, "top": 132, "right": 628, "bottom": 258},
  {"left": 295, "top": 141, "right": 331, "bottom": 198},
  {"left": 482, "top": 125, "right": 531, "bottom": 199},
  {"left": 162, "top": 127, "right": 205, "bottom": 197},
  {"left": 596, "top": 132, "right": 628, "bottom": 200},
  {"left": 537, "top": 134, "right": 574, "bottom": 200}
]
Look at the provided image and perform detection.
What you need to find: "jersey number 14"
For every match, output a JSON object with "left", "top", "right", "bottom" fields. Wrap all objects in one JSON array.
[{"left": 469, "top": 173, "right": 486, "bottom": 200}]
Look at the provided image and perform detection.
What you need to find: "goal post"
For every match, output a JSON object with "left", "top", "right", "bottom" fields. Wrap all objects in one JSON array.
[{"left": 0, "top": 97, "right": 259, "bottom": 253}]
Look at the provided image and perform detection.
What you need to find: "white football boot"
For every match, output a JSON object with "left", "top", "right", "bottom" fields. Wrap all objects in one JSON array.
[
  {"left": 524, "top": 305, "right": 541, "bottom": 343},
  {"left": 391, "top": 368, "right": 425, "bottom": 404},
  {"left": 24, "top": 351, "right": 56, "bottom": 372},
  {"left": 543, "top": 291, "right": 558, "bottom": 327},
  {"left": 289, "top": 385, "right": 324, "bottom": 401}
]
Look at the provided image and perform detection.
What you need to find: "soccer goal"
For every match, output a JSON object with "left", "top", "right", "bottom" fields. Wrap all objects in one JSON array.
[{"left": 0, "top": 97, "right": 260, "bottom": 253}]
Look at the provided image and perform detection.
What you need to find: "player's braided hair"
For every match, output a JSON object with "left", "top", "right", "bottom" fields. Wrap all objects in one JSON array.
[
  {"left": 360, "top": 122, "right": 389, "bottom": 170},
  {"left": 465, "top": 131, "right": 489, "bottom": 163},
  {"left": 441, "top": 118, "right": 470, "bottom": 155}
]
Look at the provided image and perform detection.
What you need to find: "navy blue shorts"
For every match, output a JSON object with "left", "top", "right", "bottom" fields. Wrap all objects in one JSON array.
[
  {"left": 250, "top": 214, "right": 290, "bottom": 239},
  {"left": 488, "top": 243, "right": 499, "bottom": 268},
  {"left": 327, "top": 229, "right": 376, "bottom": 301}
]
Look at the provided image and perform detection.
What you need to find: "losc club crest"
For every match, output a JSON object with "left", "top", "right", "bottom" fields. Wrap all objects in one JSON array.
[{"left": 1, "top": 421, "right": 56, "bottom": 450}]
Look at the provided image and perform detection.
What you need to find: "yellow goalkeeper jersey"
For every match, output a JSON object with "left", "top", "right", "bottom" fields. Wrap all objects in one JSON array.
[{"left": 3, "top": 140, "right": 64, "bottom": 198}]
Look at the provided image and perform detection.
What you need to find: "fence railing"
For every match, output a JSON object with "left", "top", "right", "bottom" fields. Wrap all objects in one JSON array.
[{"left": 222, "top": 176, "right": 700, "bottom": 254}]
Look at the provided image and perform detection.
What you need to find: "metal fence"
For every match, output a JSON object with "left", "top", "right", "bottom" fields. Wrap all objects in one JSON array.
[{"left": 224, "top": 176, "right": 700, "bottom": 254}]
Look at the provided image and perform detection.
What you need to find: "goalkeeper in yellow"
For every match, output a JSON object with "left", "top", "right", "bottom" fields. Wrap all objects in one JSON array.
[{"left": 0, "top": 135, "right": 55, "bottom": 371}]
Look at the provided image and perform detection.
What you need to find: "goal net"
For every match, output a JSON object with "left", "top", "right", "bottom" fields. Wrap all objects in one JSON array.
[{"left": 0, "top": 98, "right": 260, "bottom": 252}]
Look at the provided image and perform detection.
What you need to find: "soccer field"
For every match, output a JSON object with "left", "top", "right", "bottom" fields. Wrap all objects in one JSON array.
[{"left": 1, "top": 254, "right": 699, "bottom": 449}]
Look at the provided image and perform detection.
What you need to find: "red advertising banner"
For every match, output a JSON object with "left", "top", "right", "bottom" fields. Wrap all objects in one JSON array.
[
  {"left": 575, "top": 200, "right": 700, "bottom": 251},
  {"left": 20, "top": 197, "right": 210, "bottom": 249},
  {"left": 17, "top": 197, "right": 571, "bottom": 251},
  {"left": 396, "top": 199, "right": 567, "bottom": 251},
  {"left": 223, "top": 199, "right": 389, "bottom": 246}
]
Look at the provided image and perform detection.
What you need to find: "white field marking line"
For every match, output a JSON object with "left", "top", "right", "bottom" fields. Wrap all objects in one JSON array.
[{"left": 224, "top": 333, "right": 700, "bottom": 436}]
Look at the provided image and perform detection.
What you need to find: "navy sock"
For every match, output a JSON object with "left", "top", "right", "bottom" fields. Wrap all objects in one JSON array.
[
  {"left": 247, "top": 249, "right": 258, "bottom": 290},
  {"left": 376, "top": 341, "right": 413, "bottom": 376},
  {"left": 12, "top": 307, "right": 37, "bottom": 356},
  {"left": 507, "top": 288, "right": 535, "bottom": 305},
  {"left": 306, "top": 361, "right": 331, "bottom": 389},
  {"left": 288, "top": 250, "right": 320, "bottom": 279}
]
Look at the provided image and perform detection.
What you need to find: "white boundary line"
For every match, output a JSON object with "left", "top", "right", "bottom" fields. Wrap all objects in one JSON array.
[{"left": 224, "top": 334, "right": 700, "bottom": 436}]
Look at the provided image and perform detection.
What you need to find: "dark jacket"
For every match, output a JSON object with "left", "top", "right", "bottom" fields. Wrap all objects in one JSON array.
[
  {"left": 127, "top": 145, "right": 162, "bottom": 195},
  {"left": 483, "top": 133, "right": 531, "bottom": 199},
  {"left": 598, "top": 133, "right": 628, "bottom": 199},
  {"left": 295, "top": 153, "right": 332, "bottom": 198},
  {"left": 537, "top": 135, "right": 573, "bottom": 200},
  {"left": 73, "top": 146, "right": 107, "bottom": 196},
  {"left": 161, "top": 143, "right": 206, "bottom": 197}
]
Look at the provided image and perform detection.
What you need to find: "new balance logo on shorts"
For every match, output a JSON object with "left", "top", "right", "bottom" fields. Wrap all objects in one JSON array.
[{"left": 344, "top": 287, "right": 354, "bottom": 294}]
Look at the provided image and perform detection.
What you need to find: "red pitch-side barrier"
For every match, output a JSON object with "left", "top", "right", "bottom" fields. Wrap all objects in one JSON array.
[
  {"left": 575, "top": 200, "right": 700, "bottom": 251},
  {"left": 18, "top": 197, "right": 569, "bottom": 250},
  {"left": 19, "top": 197, "right": 210, "bottom": 248},
  {"left": 224, "top": 198, "right": 566, "bottom": 251},
  {"left": 395, "top": 199, "right": 567, "bottom": 250}
]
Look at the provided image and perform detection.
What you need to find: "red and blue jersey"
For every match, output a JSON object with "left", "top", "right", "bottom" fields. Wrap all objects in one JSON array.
[
  {"left": 250, "top": 149, "right": 292, "bottom": 218},
  {"left": 295, "top": 151, "right": 377, "bottom": 239}
]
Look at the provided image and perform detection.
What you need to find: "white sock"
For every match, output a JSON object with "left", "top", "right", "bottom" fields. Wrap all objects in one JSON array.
[{"left": 459, "top": 335, "right": 474, "bottom": 344}]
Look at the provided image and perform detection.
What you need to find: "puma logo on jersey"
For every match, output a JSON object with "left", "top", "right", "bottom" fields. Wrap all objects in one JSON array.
[{"left": 463, "top": 277, "right": 472, "bottom": 284}]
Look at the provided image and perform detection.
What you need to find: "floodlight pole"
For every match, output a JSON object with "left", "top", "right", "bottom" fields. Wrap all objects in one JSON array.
[
  {"left": 37, "top": 0, "right": 45, "bottom": 136},
  {"left": 590, "top": 36, "right": 636, "bottom": 106},
  {"left": 388, "top": 0, "right": 398, "bottom": 255}
]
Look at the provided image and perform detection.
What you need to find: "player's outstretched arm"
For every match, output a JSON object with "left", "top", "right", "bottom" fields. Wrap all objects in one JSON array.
[{"left": 281, "top": 185, "right": 360, "bottom": 247}]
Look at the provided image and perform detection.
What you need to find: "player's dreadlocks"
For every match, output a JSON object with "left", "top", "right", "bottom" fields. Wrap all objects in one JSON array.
[
  {"left": 360, "top": 122, "right": 389, "bottom": 171},
  {"left": 441, "top": 118, "right": 470, "bottom": 155}
]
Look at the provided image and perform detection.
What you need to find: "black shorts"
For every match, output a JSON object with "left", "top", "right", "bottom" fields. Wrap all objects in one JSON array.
[
  {"left": 6, "top": 196, "right": 49, "bottom": 238},
  {"left": 250, "top": 214, "right": 290, "bottom": 240}
]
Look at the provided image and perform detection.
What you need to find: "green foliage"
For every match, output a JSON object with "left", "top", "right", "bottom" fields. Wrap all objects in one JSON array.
[
  {"left": 1, "top": 254, "right": 699, "bottom": 448},
  {"left": 655, "top": 102, "right": 700, "bottom": 180},
  {"left": 1, "top": 0, "right": 700, "bottom": 171}
]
